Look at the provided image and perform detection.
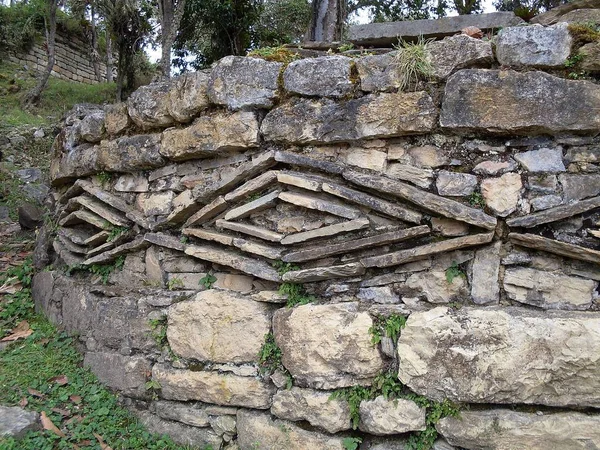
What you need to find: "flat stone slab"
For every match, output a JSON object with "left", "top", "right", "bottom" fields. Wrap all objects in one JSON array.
[
  {"left": 284, "top": 56, "right": 354, "bottom": 98},
  {"left": 278, "top": 191, "right": 361, "bottom": 219},
  {"left": 167, "top": 290, "right": 274, "bottom": 363},
  {"left": 0, "top": 405, "right": 39, "bottom": 439},
  {"left": 224, "top": 190, "right": 280, "bottom": 221},
  {"left": 348, "top": 12, "right": 523, "bottom": 46},
  {"left": 282, "top": 262, "right": 366, "bottom": 282},
  {"left": 359, "top": 396, "right": 426, "bottom": 435},
  {"left": 273, "top": 302, "right": 385, "bottom": 389},
  {"left": 508, "top": 233, "right": 600, "bottom": 265},
  {"left": 397, "top": 306, "right": 600, "bottom": 407},
  {"left": 440, "top": 70, "right": 600, "bottom": 135},
  {"left": 437, "top": 409, "right": 600, "bottom": 450},
  {"left": 216, "top": 219, "right": 285, "bottom": 243},
  {"left": 281, "top": 217, "right": 370, "bottom": 245}
]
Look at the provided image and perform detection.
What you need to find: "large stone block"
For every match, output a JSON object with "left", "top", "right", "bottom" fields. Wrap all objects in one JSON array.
[
  {"left": 262, "top": 92, "right": 437, "bottom": 145},
  {"left": 359, "top": 396, "right": 426, "bottom": 435},
  {"left": 79, "top": 111, "right": 106, "bottom": 143},
  {"left": 0, "top": 405, "right": 39, "bottom": 439},
  {"left": 397, "top": 307, "right": 600, "bottom": 407},
  {"left": 440, "top": 70, "right": 600, "bottom": 135},
  {"left": 167, "top": 70, "right": 210, "bottom": 123},
  {"left": 284, "top": 56, "right": 354, "bottom": 98},
  {"left": 237, "top": 410, "right": 346, "bottom": 450},
  {"left": 355, "top": 52, "right": 401, "bottom": 92},
  {"left": 167, "top": 289, "right": 274, "bottom": 363},
  {"left": 98, "top": 134, "right": 166, "bottom": 172},
  {"left": 437, "top": 409, "right": 600, "bottom": 450},
  {"left": 428, "top": 34, "right": 494, "bottom": 79},
  {"left": 273, "top": 302, "right": 385, "bottom": 389},
  {"left": 137, "top": 411, "right": 222, "bottom": 448},
  {"left": 104, "top": 102, "right": 130, "bottom": 136},
  {"left": 496, "top": 23, "right": 572, "bottom": 68},
  {"left": 127, "top": 81, "right": 175, "bottom": 129},
  {"left": 83, "top": 352, "right": 151, "bottom": 398},
  {"left": 50, "top": 142, "right": 99, "bottom": 185},
  {"left": 208, "top": 56, "right": 283, "bottom": 109},
  {"left": 152, "top": 365, "right": 275, "bottom": 409},
  {"left": 271, "top": 387, "right": 352, "bottom": 433},
  {"left": 161, "top": 111, "right": 260, "bottom": 161}
]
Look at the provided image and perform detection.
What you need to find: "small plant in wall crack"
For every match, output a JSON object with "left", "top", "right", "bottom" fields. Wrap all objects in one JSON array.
[
  {"left": 393, "top": 36, "right": 434, "bottom": 92},
  {"left": 342, "top": 437, "right": 362, "bottom": 450},
  {"left": 65, "top": 255, "right": 125, "bottom": 285},
  {"left": 107, "top": 225, "right": 129, "bottom": 242},
  {"left": 199, "top": 273, "right": 217, "bottom": 289},
  {"left": 144, "top": 379, "right": 161, "bottom": 400},
  {"left": 167, "top": 277, "right": 184, "bottom": 291},
  {"left": 369, "top": 313, "right": 407, "bottom": 345},
  {"left": 149, "top": 316, "right": 168, "bottom": 349},
  {"left": 468, "top": 191, "right": 485, "bottom": 208},
  {"left": 445, "top": 261, "right": 465, "bottom": 284},
  {"left": 274, "top": 261, "right": 315, "bottom": 308},
  {"left": 405, "top": 396, "right": 460, "bottom": 450},
  {"left": 258, "top": 333, "right": 293, "bottom": 389}
]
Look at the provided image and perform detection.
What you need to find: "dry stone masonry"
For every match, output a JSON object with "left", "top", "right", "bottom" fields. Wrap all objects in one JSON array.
[{"left": 32, "top": 10, "right": 600, "bottom": 450}]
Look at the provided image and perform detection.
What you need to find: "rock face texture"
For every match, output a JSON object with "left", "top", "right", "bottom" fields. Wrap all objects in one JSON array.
[
  {"left": 0, "top": 405, "right": 40, "bottom": 439},
  {"left": 397, "top": 307, "right": 600, "bottom": 407},
  {"left": 34, "top": 15, "right": 600, "bottom": 449}
]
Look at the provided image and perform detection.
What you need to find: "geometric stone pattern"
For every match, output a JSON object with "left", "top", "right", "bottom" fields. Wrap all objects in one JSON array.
[{"left": 35, "top": 17, "right": 600, "bottom": 450}]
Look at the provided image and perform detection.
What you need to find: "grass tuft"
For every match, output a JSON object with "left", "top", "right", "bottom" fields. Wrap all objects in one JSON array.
[{"left": 393, "top": 36, "right": 434, "bottom": 92}]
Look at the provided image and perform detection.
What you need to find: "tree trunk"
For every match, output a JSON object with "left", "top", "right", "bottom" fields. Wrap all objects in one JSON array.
[
  {"left": 106, "top": 31, "right": 114, "bottom": 83},
  {"left": 158, "top": 0, "right": 185, "bottom": 79},
  {"left": 89, "top": 2, "right": 103, "bottom": 82},
  {"left": 306, "top": 0, "right": 344, "bottom": 42},
  {"left": 24, "top": 0, "right": 58, "bottom": 107}
]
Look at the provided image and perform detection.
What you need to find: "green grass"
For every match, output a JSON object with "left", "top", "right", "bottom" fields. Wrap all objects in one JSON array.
[
  {"left": 0, "top": 61, "right": 116, "bottom": 130},
  {"left": 0, "top": 259, "right": 195, "bottom": 449}
]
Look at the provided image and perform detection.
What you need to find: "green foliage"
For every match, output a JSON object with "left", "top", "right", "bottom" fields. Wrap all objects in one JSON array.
[
  {"left": 0, "top": 260, "right": 188, "bottom": 449},
  {"left": 273, "top": 260, "right": 298, "bottom": 276},
  {"left": 247, "top": 46, "right": 301, "bottom": 64},
  {"left": 445, "top": 261, "right": 465, "bottom": 284},
  {"left": 369, "top": 313, "right": 407, "bottom": 345},
  {"left": 253, "top": 0, "right": 311, "bottom": 47},
  {"left": 67, "top": 255, "right": 125, "bottom": 285},
  {"left": 257, "top": 333, "right": 293, "bottom": 388},
  {"left": 167, "top": 277, "right": 184, "bottom": 291},
  {"left": 393, "top": 36, "right": 434, "bottom": 92},
  {"left": 149, "top": 316, "right": 168, "bottom": 348},
  {"left": 107, "top": 225, "right": 129, "bottom": 242},
  {"left": 342, "top": 437, "right": 363, "bottom": 450},
  {"left": 338, "top": 43, "right": 355, "bottom": 52},
  {"left": 97, "top": 171, "right": 112, "bottom": 185},
  {"left": 405, "top": 398, "right": 460, "bottom": 450},
  {"left": 493, "top": 0, "right": 567, "bottom": 19},
  {"left": 0, "top": 3, "right": 42, "bottom": 54},
  {"left": 568, "top": 22, "right": 600, "bottom": 48},
  {"left": 279, "top": 282, "right": 315, "bottom": 308},
  {"left": 199, "top": 273, "right": 217, "bottom": 289},
  {"left": 468, "top": 191, "right": 485, "bottom": 208},
  {"left": 349, "top": 0, "right": 449, "bottom": 22},
  {"left": 330, "top": 385, "right": 372, "bottom": 430}
]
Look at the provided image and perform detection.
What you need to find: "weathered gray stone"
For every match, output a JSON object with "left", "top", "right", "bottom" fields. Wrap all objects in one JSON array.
[
  {"left": 153, "top": 365, "right": 275, "bottom": 408},
  {"left": 514, "top": 147, "right": 565, "bottom": 172},
  {"left": 273, "top": 302, "right": 385, "bottom": 389},
  {"left": 437, "top": 409, "right": 600, "bottom": 450},
  {"left": 507, "top": 196, "right": 600, "bottom": 228},
  {"left": 137, "top": 411, "right": 221, "bottom": 448},
  {"left": 167, "top": 290, "right": 274, "bottom": 363},
  {"left": 496, "top": 23, "right": 572, "bottom": 68},
  {"left": 565, "top": 145, "right": 600, "bottom": 163},
  {"left": 154, "top": 401, "right": 210, "bottom": 428},
  {"left": 208, "top": 56, "right": 283, "bottom": 109},
  {"left": 406, "top": 145, "right": 450, "bottom": 168},
  {"left": 386, "top": 163, "right": 433, "bottom": 189},
  {"left": 358, "top": 286, "right": 400, "bottom": 304},
  {"left": 509, "top": 232, "right": 600, "bottom": 265},
  {"left": 114, "top": 174, "right": 149, "bottom": 192},
  {"left": 472, "top": 159, "right": 517, "bottom": 176},
  {"left": 262, "top": 92, "right": 437, "bottom": 145},
  {"left": 279, "top": 191, "right": 361, "bottom": 219},
  {"left": 436, "top": 171, "right": 478, "bottom": 196},
  {"left": 284, "top": 56, "right": 353, "bottom": 98},
  {"left": 559, "top": 173, "right": 600, "bottom": 202},
  {"left": 127, "top": 81, "right": 175, "bottom": 129},
  {"left": 359, "top": 396, "right": 426, "bottom": 435},
  {"left": 356, "top": 52, "right": 402, "bottom": 92},
  {"left": 104, "top": 102, "right": 130, "bottom": 136},
  {"left": 136, "top": 191, "right": 175, "bottom": 216},
  {"left": 282, "top": 262, "right": 366, "bottom": 283},
  {"left": 397, "top": 306, "right": 600, "bottom": 407},
  {"left": 99, "top": 134, "right": 165, "bottom": 172},
  {"left": 428, "top": 34, "right": 494, "bottom": 79},
  {"left": 431, "top": 218, "right": 469, "bottom": 237},
  {"left": 531, "top": 0, "right": 600, "bottom": 25},
  {"left": 531, "top": 194, "right": 562, "bottom": 211},
  {"left": 161, "top": 111, "right": 260, "bottom": 161},
  {"left": 504, "top": 267, "right": 596, "bottom": 310},
  {"left": 440, "top": 70, "right": 600, "bottom": 135},
  {"left": 271, "top": 387, "right": 352, "bottom": 433},
  {"left": 167, "top": 70, "right": 210, "bottom": 122},
  {"left": 281, "top": 217, "right": 370, "bottom": 245},
  {"left": 224, "top": 190, "right": 280, "bottom": 220},
  {"left": 237, "top": 410, "right": 345, "bottom": 450},
  {"left": 580, "top": 41, "right": 600, "bottom": 72},
  {"left": 348, "top": 12, "right": 523, "bottom": 46},
  {"left": 50, "top": 143, "right": 99, "bottom": 185},
  {"left": 481, "top": 172, "right": 522, "bottom": 217},
  {"left": 470, "top": 241, "right": 501, "bottom": 305},
  {"left": 406, "top": 270, "right": 467, "bottom": 304},
  {"left": 84, "top": 352, "right": 151, "bottom": 398},
  {"left": 216, "top": 220, "right": 284, "bottom": 243},
  {"left": 0, "top": 405, "right": 39, "bottom": 438},
  {"left": 79, "top": 111, "right": 105, "bottom": 143}
]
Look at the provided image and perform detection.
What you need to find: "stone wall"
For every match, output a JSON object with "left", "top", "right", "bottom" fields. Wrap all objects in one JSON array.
[
  {"left": 6, "top": 32, "right": 109, "bottom": 84},
  {"left": 33, "top": 14, "right": 600, "bottom": 450}
]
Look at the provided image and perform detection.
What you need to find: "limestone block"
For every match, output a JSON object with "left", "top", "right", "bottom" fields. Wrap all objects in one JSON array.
[
  {"left": 50, "top": 143, "right": 99, "bottom": 185},
  {"left": 436, "top": 171, "right": 478, "bottom": 196},
  {"left": 514, "top": 147, "right": 565, "bottom": 172},
  {"left": 358, "top": 396, "right": 426, "bottom": 435},
  {"left": 167, "top": 70, "right": 210, "bottom": 122},
  {"left": 407, "top": 145, "right": 450, "bottom": 168},
  {"left": 154, "top": 401, "right": 210, "bottom": 428},
  {"left": 79, "top": 111, "right": 106, "bottom": 143},
  {"left": 481, "top": 172, "right": 522, "bottom": 217},
  {"left": 437, "top": 409, "right": 600, "bottom": 450},
  {"left": 428, "top": 34, "right": 494, "bottom": 79},
  {"left": 104, "top": 101, "right": 129, "bottom": 135},
  {"left": 580, "top": 41, "right": 600, "bottom": 72},
  {"left": 559, "top": 173, "right": 600, "bottom": 202},
  {"left": 127, "top": 81, "right": 175, "bottom": 129},
  {"left": 406, "top": 270, "right": 468, "bottom": 304},
  {"left": 472, "top": 159, "right": 517, "bottom": 175},
  {"left": 208, "top": 56, "right": 282, "bottom": 109},
  {"left": 136, "top": 191, "right": 175, "bottom": 216},
  {"left": 356, "top": 52, "right": 401, "bottom": 92},
  {"left": 98, "top": 134, "right": 165, "bottom": 172},
  {"left": 114, "top": 174, "right": 149, "bottom": 192},
  {"left": 83, "top": 352, "right": 151, "bottom": 398},
  {"left": 0, "top": 405, "right": 39, "bottom": 439},
  {"left": 271, "top": 387, "right": 352, "bottom": 433},
  {"left": 496, "top": 23, "right": 572, "bottom": 68},
  {"left": 137, "top": 411, "right": 222, "bottom": 448},
  {"left": 161, "top": 111, "right": 260, "bottom": 161},
  {"left": 284, "top": 56, "right": 354, "bottom": 98},
  {"left": 440, "top": 70, "right": 600, "bottom": 134},
  {"left": 386, "top": 163, "right": 433, "bottom": 189},
  {"left": 152, "top": 365, "right": 275, "bottom": 409},
  {"left": 397, "top": 306, "right": 600, "bottom": 407},
  {"left": 166, "top": 272, "right": 206, "bottom": 290},
  {"left": 503, "top": 267, "right": 596, "bottom": 310},
  {"left": 470, "top": 241, "right": 501, "bottom": 305},
  {"left": 262, "top": 92, "right": 437, "bottom": 144},
  {"left": 237, "top": 410, "right": 346, "bottom": 450},
  {"left": 167, "top": 290, "right": 274, "bottom": 363},
  {"left": 273, "top": 302, "right": 385, "bottom": 389}
]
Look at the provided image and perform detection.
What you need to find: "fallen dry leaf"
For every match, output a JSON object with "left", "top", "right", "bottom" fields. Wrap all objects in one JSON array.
[
  {"left": 27, "top": 387, "right": 44, "bottom": 398},
  {"left": 19, "top": 397, "right": 28, "bottom": 407},
  {"left": 51, "top": 407, "right": 71, "bottom": 417},
  {"left": 0, "top": 278, "right": 21, "bottom": 295},
  {"left": 48, "top": 375, "right": 69, "bottom": 386},
  {"left": 41, "top": 411, "right": 66, "bottom": 438},
  {"left": 69, "top": 395, "right": 82, "bottom": 404},
  {"left": 1, "top": 320, "right": 33, "bottom": 342},
  {"left": 65, "top": 415, "right": 83, "bottom": 426},
  {"left": 93, "top": 433, "right": 113, "bottom": 450}
]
